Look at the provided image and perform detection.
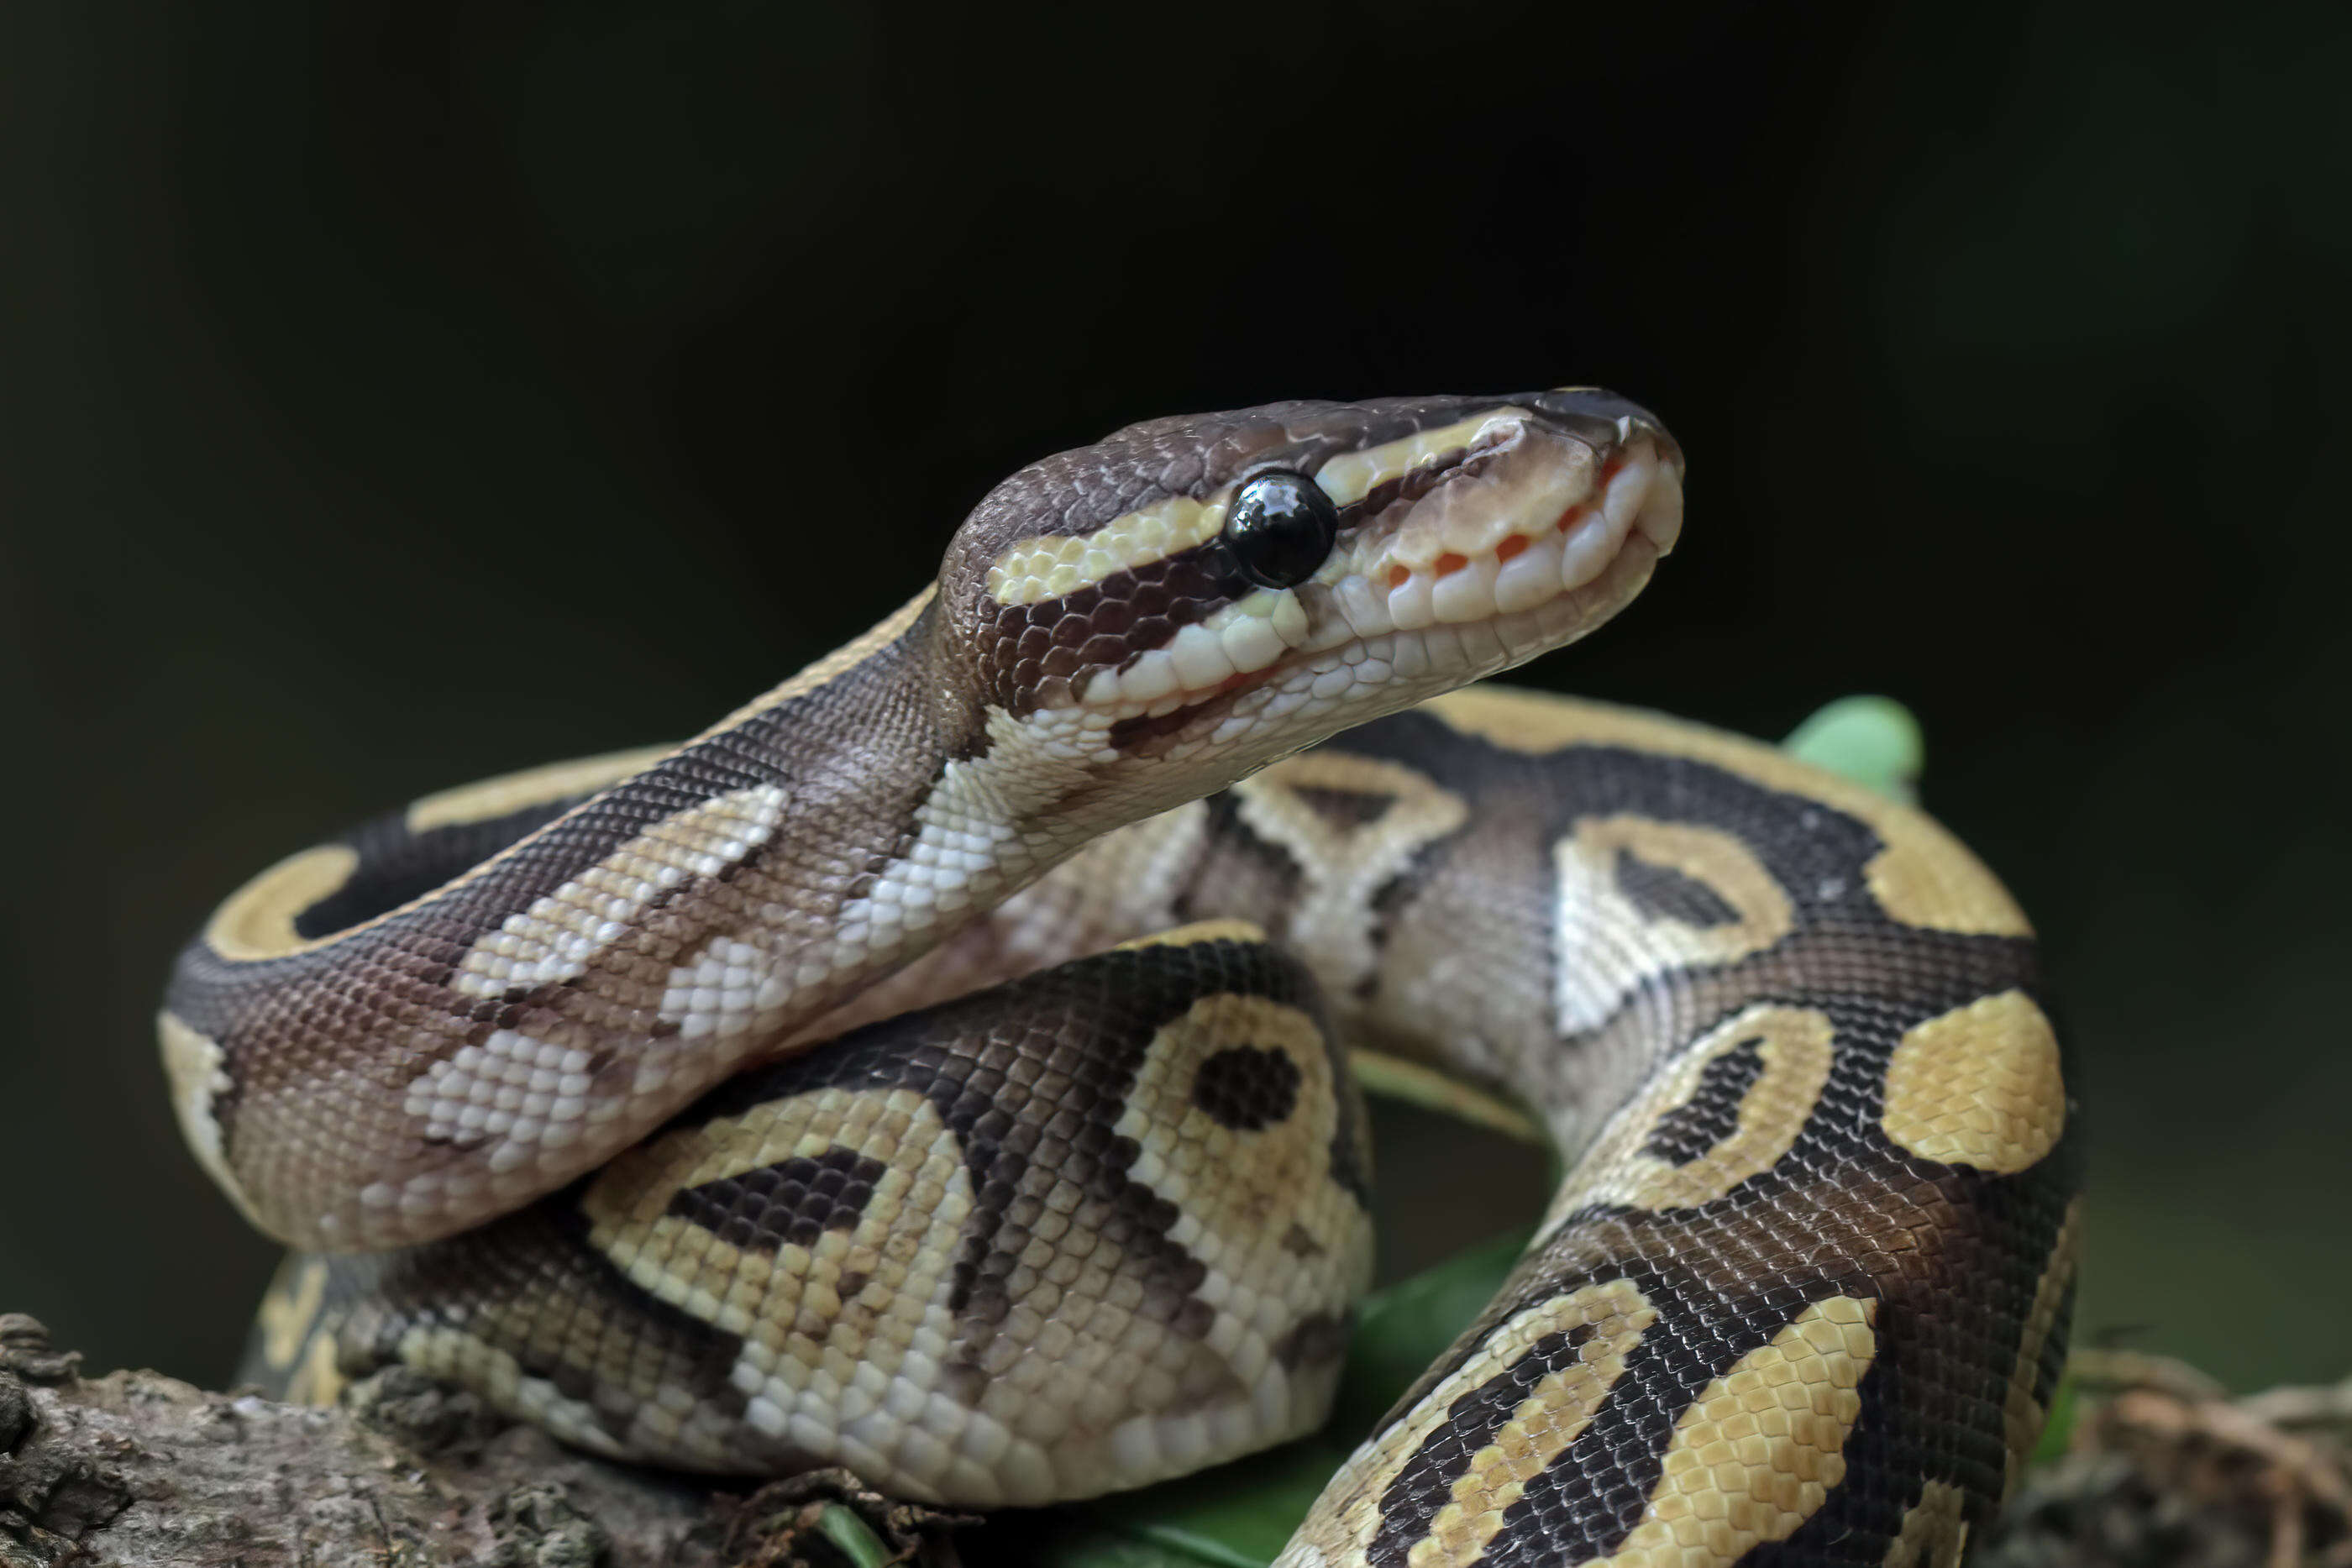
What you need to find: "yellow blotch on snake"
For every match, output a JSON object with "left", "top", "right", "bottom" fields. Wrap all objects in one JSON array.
[
  {"left": 1882, "top": 1480, "right": 1969, "bottom": 1568},
  {"left": 1880, "top": 989, "right": 2065, "bottom": 1173},
  {"left": 1586, "top": 1295, "right": 1878, "bottom": 1568}
]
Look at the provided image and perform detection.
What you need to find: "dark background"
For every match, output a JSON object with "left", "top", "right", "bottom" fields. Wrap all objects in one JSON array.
[{"left": 3, "top": 2, "right": 2347, "bottom": 1397}]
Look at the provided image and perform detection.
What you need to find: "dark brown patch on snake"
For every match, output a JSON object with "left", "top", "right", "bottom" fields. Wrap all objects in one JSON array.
[
  {"left": 1290, "top": 784, "right": 1400, "bottom": 832},
  {"left": 664, "top": 1145, "right": 890, "bottom": 1253},
  {"left": 1274, "top": 1311, "right": 1351, "bottom": 1371},
  {"left": 1640, "top": 1035, "right": 1768, "bottom": 1166},
  {"left": 294, "top": 794, "right": 590, "bottom": 940},
  {"left": 1611, "top": 843, "right": 1742, "bottom": 928},
  {"left": 1356, "top": 857, "right": 1438, "bottom": 1004},
  {"left": 1190, "top": 1045, "right": 1303, "bottom": 1131},
  {"left": 1173, "top": 792, "right": 1304, "bottom": 930},
  {"left": 979, "top": 544, "right": 1236, "bottom": 716}
]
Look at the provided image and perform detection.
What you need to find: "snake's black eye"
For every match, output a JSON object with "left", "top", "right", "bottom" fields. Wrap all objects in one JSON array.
[{"left": 1226, "top": 470, "right": 1340, "bottom": 590}]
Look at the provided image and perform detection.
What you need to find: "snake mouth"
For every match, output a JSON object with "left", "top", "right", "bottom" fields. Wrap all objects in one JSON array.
[{"left": 1086, "top": 410, "right": 1684, "bottom": 760}]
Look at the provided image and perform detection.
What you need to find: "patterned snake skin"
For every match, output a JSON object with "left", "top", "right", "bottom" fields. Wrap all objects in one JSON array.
[{"left": 162, "top": 390, "right": 2076, "bottom": 1567}]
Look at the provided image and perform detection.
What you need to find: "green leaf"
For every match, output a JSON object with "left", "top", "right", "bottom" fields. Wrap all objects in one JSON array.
[
  {"left": 815, "top": 1502, "right": 898, "bottom": 1568},
  {"left": 2030, "top": 1377, "right": 2079, "bottom": 1464},
  {"left": 1781, "top": 695, "right": 1924, "bottom": 804}
]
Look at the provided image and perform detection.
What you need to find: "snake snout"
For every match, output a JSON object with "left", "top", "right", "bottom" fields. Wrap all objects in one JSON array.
[{"left": 1525, "top": 386, "right": 1683, "bottom": 463}]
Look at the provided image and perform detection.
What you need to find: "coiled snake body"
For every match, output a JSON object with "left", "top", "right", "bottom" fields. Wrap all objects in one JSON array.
[{"left": 162, "top": 391, "right": 2076, "bottom": 1567}]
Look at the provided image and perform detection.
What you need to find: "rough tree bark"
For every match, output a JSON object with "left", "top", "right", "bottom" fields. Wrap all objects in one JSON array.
[
  {"left": 11, "top": 1310, "right": 2348, "bottom": 1568},
  {"left": 0, "top": 1315, "right": 962, "bottom": 1568}
]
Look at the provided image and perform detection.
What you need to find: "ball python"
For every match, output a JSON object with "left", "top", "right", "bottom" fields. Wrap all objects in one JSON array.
[{"left": 161, "top": 389, "right": 2077, "bottom": 1568}]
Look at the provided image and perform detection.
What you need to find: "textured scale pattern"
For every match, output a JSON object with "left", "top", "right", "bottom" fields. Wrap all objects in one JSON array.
[
  {"left": 261, "top": 931, "right": 1371, "bottom": 1505},
  {"left": 174, "top": 391, "right": 2072, "bottom": 1566},
  {"left": 817, "top": 688, "right": 2079, "bottom": 1565}
]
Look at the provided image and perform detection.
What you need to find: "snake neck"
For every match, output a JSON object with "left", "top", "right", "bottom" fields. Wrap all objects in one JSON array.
[{"left": 681, "top": 595, "right": 1104, "bottom": 1026}]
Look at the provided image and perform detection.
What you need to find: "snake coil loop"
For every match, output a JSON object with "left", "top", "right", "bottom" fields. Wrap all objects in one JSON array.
[{"left": 166, "top": 390, "right": 2073, "bottom": 1568}]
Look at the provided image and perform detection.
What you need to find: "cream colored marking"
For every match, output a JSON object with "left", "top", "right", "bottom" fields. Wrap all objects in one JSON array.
[
  {"left": 1105, "top": 991, "right": 1371, "bottom": 1490},
  {"left": 255, "top": 1255, "right": 331, "bottom": 1370},
  {"left": 582, "top": 1084, "right": 984, "bottom": 1498},
  {"left": 198, "top": 842, "right": 360, "bottom": 961},
  {"left": 1884, "top": 1480, "right": 1968, "bottom": 1568},
  {"left": 1408, "top": 1290, "right": 1663, "bottom": 1566},
  {"left": 1231, "top": 753, "right": 1468, "bottom": 994},
  {"left": 286, "top": 1327, "right": 348, "bottom": 1408},
  {"left": 1111, "top": 918, "right": 1267, "bottom": 952},
  {"left": 985, "top": 410, "right": 1531, "bottom": 607},
  {"left": 1583, "top": 1295, "right": 1879, "bottom": 1568},
  {"left": 398, "top": 1026, "right": 601, "bottom": 1172},
  {"left": 1088, "top": 588, "right": 1314, "bottom": 709},
  {"left": 1544, "top": 1005, "right": 1836, "bottom": 1228},
  {"left": 989, "top": 491, "right": 1236, "bottom": 607},
  {"left": 450, "top": 783, "right": 791, "bottom": 1001},
  {"left": 786, "top": 800, "right": 1218, "bottom": 1044},
  {"left": 2003, "top": 1198, "right": 2082, "bottom": 1494},
  {"left": 1552, "top": 815, "right": 1796, "bottom": 1037},
  {"left": 1275, "top": 1281, "right": 1656, "bottom": 1568},
  {"left": 631, "top": 702, "right": 1116, "bottom": 1079},
  {"left": 798, "top": 703, "right": 1116, "bottom": 1025},
  {"left": 1432, "top": 685, "right": 2033, "bottom": 937},
  {"left": 1881, "top": 990, "right": 2066, "bottom": 1173},
  {"left": 1314, "top": 409, "right": 1533, "bottom": 509},
  {"left": 405, "top": 744, "right": 674, "bottom": 833},
  {"left": 156, "top": 1012, "right": 266, "bottom": 1225},
  {"left": 1351, "top": 1048, "right": 1545, "bottom": 1144}
]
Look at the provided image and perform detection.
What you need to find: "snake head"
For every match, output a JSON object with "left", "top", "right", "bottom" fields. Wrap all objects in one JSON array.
[{"left": 934, "top": 390, "right": 1685, "bottom": 811}]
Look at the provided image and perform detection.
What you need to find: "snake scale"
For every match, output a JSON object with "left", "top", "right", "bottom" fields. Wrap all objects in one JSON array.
[{"left": 161, "top": 390, "right": 2076, "bottom": 1567}]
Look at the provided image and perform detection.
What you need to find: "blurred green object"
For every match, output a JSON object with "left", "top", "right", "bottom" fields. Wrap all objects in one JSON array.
[
  {"left": 1781, "top": 695, "right": 1925, "bottom": 805},
  {"left": 1021, "top": 695, "right": 1926, "bottom": 1565},
  {"left": 816, "top": 1504, "right": 895, "bottom": 1568}
]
